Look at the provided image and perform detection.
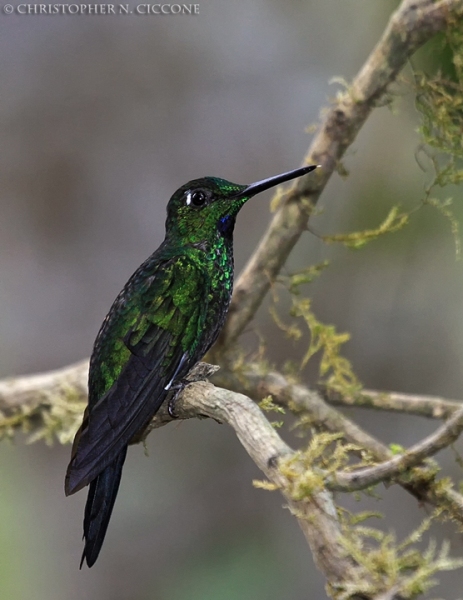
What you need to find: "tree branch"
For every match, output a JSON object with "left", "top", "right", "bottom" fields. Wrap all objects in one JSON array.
[
  {"left": 323, "top": 387, "right": 462, "bottom": 420},
  {"left": 148, "top": 376, "right": 362, "bottom": 587},
  {"left": 217, "top": 0, "right": 463, "bottom": 352},
  {"left": 4, "top": 359, "right": 463, "bottom": 526},
  {"left": 329, "top": 407, "right": 463, "bottom": 492},
  {"left": 213, "top": 365, "right": 463, "bottom": 523},
  {"left": 0, "top": 361, "right": 367, "bottom": 593},
  {"left": 0, "top": 361, "right": 89, "bottom": 411},
  {"left": 3, "top": 360, "right": 463, "bottom": 596}
]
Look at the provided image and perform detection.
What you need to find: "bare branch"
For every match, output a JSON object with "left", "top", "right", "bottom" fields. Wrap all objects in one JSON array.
[
  {"left": 323, "top": 387, "right": 462, "bottom": 420},
  {"left": 217, "top": 0, "right": 463, "bottom": 352}
]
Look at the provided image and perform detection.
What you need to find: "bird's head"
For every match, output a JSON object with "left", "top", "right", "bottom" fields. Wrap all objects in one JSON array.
[{"left": 165, "top": 165, "right": 318, "bottom": 244}]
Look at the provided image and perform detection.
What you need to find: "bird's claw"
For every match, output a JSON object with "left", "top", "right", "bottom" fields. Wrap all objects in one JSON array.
[
  {"left": 167, "top": 363, "right": 219, "bottom": 419},
  {"left": 167, "top": 382, "right": 185, "bottom": 419},
  {"left": 167, "top": 398, "right": 178, "bottom": 419}
]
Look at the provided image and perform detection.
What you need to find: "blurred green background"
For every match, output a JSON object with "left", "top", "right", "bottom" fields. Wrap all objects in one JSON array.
[{"left": 1, "top": 1, "right": 463, "bottom": 599}]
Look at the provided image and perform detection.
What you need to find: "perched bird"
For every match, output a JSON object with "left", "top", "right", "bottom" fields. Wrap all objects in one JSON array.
[{"left": 65, "top": 164, "right": 318, "bottom": 567}]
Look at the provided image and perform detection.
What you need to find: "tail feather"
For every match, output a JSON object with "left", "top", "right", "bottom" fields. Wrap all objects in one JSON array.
[{"left": 80, "top": 447, "right": 127, "bottom": 568}]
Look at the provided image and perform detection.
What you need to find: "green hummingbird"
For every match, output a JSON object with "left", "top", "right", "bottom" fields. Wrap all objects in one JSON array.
[{"left": 65, "top": 164, "right": 318, "bottom": 567}]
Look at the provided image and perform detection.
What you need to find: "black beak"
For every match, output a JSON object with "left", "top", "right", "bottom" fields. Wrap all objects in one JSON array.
[{"left": 236, "top": 164, "right": 319, "bottom": 199}]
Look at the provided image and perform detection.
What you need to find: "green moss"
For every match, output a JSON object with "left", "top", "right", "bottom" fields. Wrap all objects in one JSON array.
[
  {"left": 334, "top": 510, "right": 463, "bottom": 600},
  {"left": 0, "top": 386, "right": 86, "bottom": 446},
  {"left": 410, "top": 24, "right": 463, "bottom": 258},
  {"left": 291, "top": 298, "right": 361, "bottom": 394},
  {"left": 322, "top": 205, "right": 409, "bottom": 250}
]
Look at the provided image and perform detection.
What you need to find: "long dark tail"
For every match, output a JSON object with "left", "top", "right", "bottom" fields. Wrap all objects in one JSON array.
[{"left": 80, "top": 447, "right": 128, "bottom": 568}]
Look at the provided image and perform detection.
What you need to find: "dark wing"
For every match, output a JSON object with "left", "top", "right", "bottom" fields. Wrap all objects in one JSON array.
[{"left": 65, "top": 254, "right": 207, "bottom": 495}]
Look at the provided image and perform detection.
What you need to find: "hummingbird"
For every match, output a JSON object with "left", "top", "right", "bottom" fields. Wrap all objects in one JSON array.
[{"left": 65, "top": 164, "right": 318, "bottom": 567}]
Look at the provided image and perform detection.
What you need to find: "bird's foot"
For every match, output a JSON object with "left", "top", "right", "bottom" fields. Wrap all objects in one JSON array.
[{"left": 167, "top": 384, "right": 184, "bottom": 419}]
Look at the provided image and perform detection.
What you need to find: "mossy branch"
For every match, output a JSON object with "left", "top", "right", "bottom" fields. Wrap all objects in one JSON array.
[
  {"left": 328, "top": 407, "right": 463, "bottom": 492},
  {"left": 216, "top": 0, "right": 463, "bottom": 354},
  {"left": 214, "top": 365, "right": 463, "bottom": 525},
  {"left": 0, "top": 360, "right": 88, "bottom": 444},
  {"left": 2, "top": 360, "right": 463, "bottom": 598},
  {"left": 3, "top": 360, "right": 463, "bottom": 527}
]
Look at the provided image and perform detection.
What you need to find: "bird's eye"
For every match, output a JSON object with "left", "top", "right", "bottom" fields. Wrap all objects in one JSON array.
[{"left": 186, "top": 190, "right": 207, "bottom": 207}]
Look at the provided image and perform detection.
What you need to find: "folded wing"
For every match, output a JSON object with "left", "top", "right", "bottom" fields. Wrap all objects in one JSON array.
[{"left": 65, "top": 254, "right": 207, "bottom": 495}]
